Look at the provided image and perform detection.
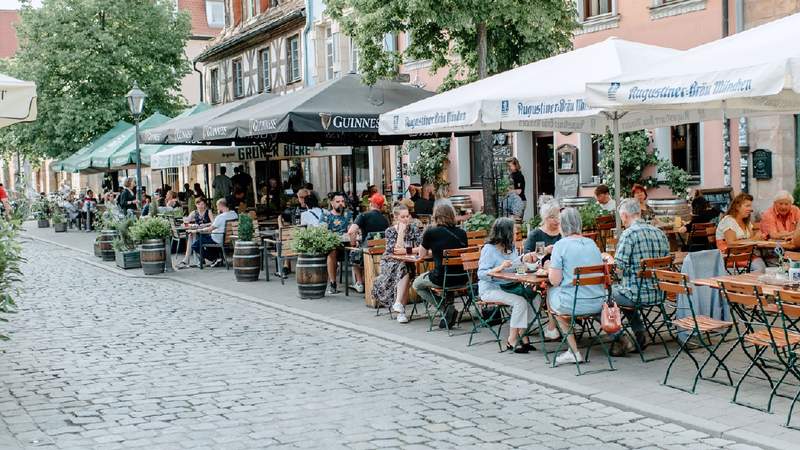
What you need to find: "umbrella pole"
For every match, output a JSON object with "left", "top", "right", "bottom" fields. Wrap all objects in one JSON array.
[
  {"left": 613, "top": 113, "right": 622, "bottom": 230},
  {"left": 204, "top": 164, "right": 211, "bottom": 199}
]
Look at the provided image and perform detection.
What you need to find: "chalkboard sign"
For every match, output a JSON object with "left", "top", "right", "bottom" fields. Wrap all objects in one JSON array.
[
  {"left": 555, "top": 174, "right": 580, "bottom": 200},
  {"left": 698, "top": 187, "right": 732, "bottom": 214},
  {"left": 752, "top": 149, "right": 772, "bottom": 179}
]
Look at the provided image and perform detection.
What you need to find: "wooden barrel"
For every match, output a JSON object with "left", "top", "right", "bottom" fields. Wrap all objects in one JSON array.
[
  {"left": 99, "top": 230, "right": 118, "bottom": 261},
  {"left": 296, "top": 254, "right": 328, "bottom": 299},
  {"left": 233, "top": 241, "right": 261, "bottom": 282},
  {"left": 93, "top": 237, "right": 102, "bottom": 258},
  {"left": 37, "top": 219, "right": 50, "bottom": 228},
  {"left": 561, "top": 197, "right": 593, "bottom": 208},
  {"left": 449, "top": 195, "right": 473, "bottom": 212},
  {"left": 140, "top": 239, "right": 166, "bottom": 275},
  {"left": 648, "top": 198, "right": 691, "bottom": 222}
]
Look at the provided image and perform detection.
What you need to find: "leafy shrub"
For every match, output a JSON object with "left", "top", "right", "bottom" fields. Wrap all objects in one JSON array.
[
  {"left": 406, "top": 138, "right": 450, "bottom": 193},
  {"left": 578, "top": 201, "right": 604, "bottom": 230},
  {"left": 31, "top": 197, "right": 54, "bottom": 220},
  {"left": 0, "top": 220, "right": 24, "bottom": 340},
  {"left": 292, "top": 226, "right": 341, "bottom": 255},
  {"left": 130, "top": 216, "right": 171, "bottom": 242},
  {"left": 50, "top": 205, "right": 65, "bottom": 224},
  {"left": 464, "top": 212, "right": 495, "bottom": 232},
  {"left": 238, "top": 214, "right": 254, "bottom": 242},
  {"left": 111, "top": 216, "right": 138, "bottom": 251}
]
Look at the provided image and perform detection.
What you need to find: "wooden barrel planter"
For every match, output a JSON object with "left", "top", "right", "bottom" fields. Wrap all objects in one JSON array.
[
  {"left": 37, "top": 219, "right": 50, "bottom": 228},
  {"left": 562, "top": 197, "right": 594, "bottom": 209},
  {"left": 449, "top": 195, "right": 473, "bottom": 213},
  {"left": 115, "top": 249, "right": 141, "bottom": 270},
  {"left": 233, "top": 241, "right": 261, "bottom": 282},
  {"left": 99, "top": 230, "right": 118, "bottom": 261},
  {"left": 296, "top": 254, "right": 328, "bottom": 299},
  {"left": 53, "top": 222, "right": 67, "bottom": 233},
  {"left": 140, "top": 239, "right": 166, "bottom": 275},
  {"left": 648, "top": 198, "right": 691, "bottom": 222}
]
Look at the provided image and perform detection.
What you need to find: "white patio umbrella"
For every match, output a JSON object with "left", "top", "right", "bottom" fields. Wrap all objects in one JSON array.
[
  {"left": 379, "top": 38, "right": 694, "bottom": 220},
  {"left": 586, "top": 12, "right": 800, "bottom": 115},
  {"left": 0, "top": 73, "right": 37, "bottom": 128}
]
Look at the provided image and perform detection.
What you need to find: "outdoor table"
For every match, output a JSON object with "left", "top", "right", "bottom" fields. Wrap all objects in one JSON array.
[
  {"left": 490, "top": 270, "right": 549, "bottom": 286},
  {"left": 693, "top": 272, "right": 789, "bottom": 297},
  {"left": 489, "top": 269, "right": 551, "bottom": 349}
]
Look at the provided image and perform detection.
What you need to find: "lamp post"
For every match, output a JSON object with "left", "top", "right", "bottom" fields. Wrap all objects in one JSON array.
[{"left": 126, "top": 83, "right": 147, "bottom": 205}]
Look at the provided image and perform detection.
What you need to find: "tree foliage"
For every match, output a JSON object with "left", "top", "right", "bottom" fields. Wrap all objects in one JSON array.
[
  {"left": 326, "top": 0, "right": 578, "bottom": 89},
  {"left": 0, "top": 0, "right": 192, "bottom": 160}
]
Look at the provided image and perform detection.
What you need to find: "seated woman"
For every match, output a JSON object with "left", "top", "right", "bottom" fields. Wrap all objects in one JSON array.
[
  {"left": 478, "top": 217, "right": 538, "bottom": 353},
  {"left": 715, "top": 192, "right": 766, "bottom": 273},
  {"left": 178, "top": 197, "right": 215, "bottom": 268},
  {"left": 372, "top": 204, "right": 423, "bottom": 323},
  {"left": 524, "top": 200, "right": 561, "bottom": 259},
  {"left": 631, "top": 184, "right": 655, "bottom": 222},
  {"left": 545, "top": 207, "right": 607, "bottom": 365},
  {"left": 300, "top": 193, "right": 324, "bottom": 227}
]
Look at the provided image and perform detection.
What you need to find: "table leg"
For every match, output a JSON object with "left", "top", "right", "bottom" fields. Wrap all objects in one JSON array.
[{"left": 344, "top": 249, "right": 350, "bottom": 296}]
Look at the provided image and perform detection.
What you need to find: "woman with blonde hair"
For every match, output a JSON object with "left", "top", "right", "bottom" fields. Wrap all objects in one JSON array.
[{"left": 716, "top": 192, "right": 766, "bottom": 272}]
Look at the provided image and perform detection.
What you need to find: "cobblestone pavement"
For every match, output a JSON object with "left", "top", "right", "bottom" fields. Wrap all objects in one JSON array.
[{"left": 0, "top": 239, "right": 755, "bottom": 450}]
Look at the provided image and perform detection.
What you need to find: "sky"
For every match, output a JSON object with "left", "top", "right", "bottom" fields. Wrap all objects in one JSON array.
[{"left": 0, "top": 0, "right": 42, "bottom": 9}]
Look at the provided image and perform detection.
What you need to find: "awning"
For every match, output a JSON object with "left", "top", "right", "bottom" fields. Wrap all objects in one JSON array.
[
  {"left": 74, "top": 113, "right": 171, "bottom": 173},
  {"left": 199, "top": 74, "right": 436, "bottom": 146},
  {"left": 141, "top": 94, "right": 275, "bottom": 144},
  {"left": 151, "top": 144, "right": 352, "bottom": 168},
  {"left": 53, "top": 121, "right": 133, "bottom": 172},
  {"left": 0, "top": 73, "right": 37, "bottom": 128}
]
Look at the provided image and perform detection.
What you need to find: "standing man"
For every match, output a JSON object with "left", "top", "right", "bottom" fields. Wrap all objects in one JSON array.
[
  {"left": 347, "top": 193, "right": 390, "bottom": 293},
  {"left": 610, "top": 198, "right": 670, "bottom": 357},
  {"left": 760, "top": 190, "right": 800, "bottom": 240},
  {"left": 321, "top": 193, "right": 353, "bottom": 295},
  {"left": 212, "top": 166, "right": 233, "bottom": 202}
]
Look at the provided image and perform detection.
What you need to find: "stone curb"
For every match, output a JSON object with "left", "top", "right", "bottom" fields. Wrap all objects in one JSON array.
[{"left": 26, "top": 233, "right": 786, "bottom": 450}]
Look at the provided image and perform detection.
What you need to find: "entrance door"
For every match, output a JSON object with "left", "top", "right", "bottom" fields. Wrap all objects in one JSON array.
[{"left": 534, "top": 134, "right": 555, "bottom": 211}]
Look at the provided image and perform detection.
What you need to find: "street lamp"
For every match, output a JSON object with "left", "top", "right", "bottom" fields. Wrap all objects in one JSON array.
[{"left": 126, "top": 82, "right": 147, "bottom": 204}]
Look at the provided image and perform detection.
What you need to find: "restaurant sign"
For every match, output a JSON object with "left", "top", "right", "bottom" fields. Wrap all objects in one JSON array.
[{"left": 752, "top": 148, "right": 772, "bottom": 179}]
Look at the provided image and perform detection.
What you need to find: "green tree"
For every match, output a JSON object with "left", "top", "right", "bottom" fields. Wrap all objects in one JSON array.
[
  {"left": 0, "top": 0, "right": 191, "bottom": 160},
  {"left": 326, "top": 0, "right": 577, "bottom": 215}
]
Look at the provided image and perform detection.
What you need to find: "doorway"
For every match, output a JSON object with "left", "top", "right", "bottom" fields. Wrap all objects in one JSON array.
[{"left": 534, "top": 134, "right": 555, "bottom": 211}]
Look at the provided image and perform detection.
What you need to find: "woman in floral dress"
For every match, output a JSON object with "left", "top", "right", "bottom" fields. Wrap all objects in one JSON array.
[{"left": 372, "top": 203, "right": 422, "bottom": 323}]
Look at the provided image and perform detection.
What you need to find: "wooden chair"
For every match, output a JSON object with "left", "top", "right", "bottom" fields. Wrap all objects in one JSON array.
[
  {"left": 363, "top": 238, "right": 387, "bottom": 311},
  {"left": 596, "top": 215, "right": 616, "bottom": 251},
  {"left": 427, "top": 246, "right": 480, "bottom": 334},
  {"left": 199, "top": 219, "right": 237, "bottom": 269},
  {"left": 263, "top": 223, "right": 300, "bottom": 284},
  {"left": 655, "top": 270, "right": 733, "bottom": 394},
  {"left": 581, "top": 232, "right": 601, "bottom": 250},
  {"left": 725, "top": 243, "right": 756, "bottom": 274},
  {"left": 772, "top": 290, "right": 800, "bottom": 428},
  {"left": 462, "top": 250, "right": 509, "bottom": 351},
  {"left": 687, "top": 223, "right": 716, "bottom": 252},
  {"left": 550, "top": 264, "right": 616, "bottom": 376}
]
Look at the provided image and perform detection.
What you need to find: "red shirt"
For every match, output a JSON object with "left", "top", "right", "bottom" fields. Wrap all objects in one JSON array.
[{"left": 0, "top": 186, "right": 8, "bottom": 201}]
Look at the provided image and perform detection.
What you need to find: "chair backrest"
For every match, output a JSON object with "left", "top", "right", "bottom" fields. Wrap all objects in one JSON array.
[
  {"left": 784, "top": 250, "right": 800, "bottom": 261},
  {"left": 776, "top": 289, "right": 800, "bottom": 320},
  {"left": 718, "top": 280, "right": 763, "bottom": 309},
  {"left": 440, "top": 246, "right": 481, "bottom": 288},
  {"left": 638, "top": 255, "right": 674, "bottom": 279},
  {"left": 572, "top": 264, "right": 612, "bottom": 287},
  {"left": 466, "top": 230, "right": 487, "bottom": 240},
  {"left": 725, "top": 244, "right": 755, "bottom": 272},
  {"left": 223, "top": 219, "right": 238, "bottom": 246},
  {"left": 467, "top": 237, "right": 485, "bottom": 247}
]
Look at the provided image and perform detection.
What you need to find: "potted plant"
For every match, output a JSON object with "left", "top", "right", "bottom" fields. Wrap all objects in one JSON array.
[
  {"left": 578, "top": 201, "right": 604, "bottom": 231},
  {"left": 112, "top": 216, "right": 141, "bottom": 269},
  {"left": 130, "top": 216, "right": 172, "bottom": 275},
  {"left": 51, "top": 206, "right": 67, "bottom": 232},
  {"left": 464, "top": 212, "right": 495, "bottom": 233},
  {"left": 32, "top": 197, "right": 51, "bottom": 228},
  {"left": 292, "top": 226, "right": 341, "bottom": 299},
  {"left": 233, "top": 214, "right": 260, "bottom": 282}
]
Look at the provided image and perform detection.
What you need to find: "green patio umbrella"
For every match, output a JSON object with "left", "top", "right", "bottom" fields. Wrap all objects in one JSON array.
[
  {"left": 53, "top": 121, "right": 133, "bottom": 172},
  {"left": 74, "top": 113, "right": 171, "bottom": 173}
]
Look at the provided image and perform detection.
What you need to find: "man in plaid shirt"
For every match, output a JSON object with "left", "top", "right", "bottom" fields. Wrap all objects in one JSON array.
[{"left": 611, "top": 198, "right": 670, "bottom": 356}]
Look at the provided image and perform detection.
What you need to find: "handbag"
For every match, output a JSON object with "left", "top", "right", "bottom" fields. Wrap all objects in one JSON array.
[{"left": 601, "top": 299, "right": 622, "bottom": 334}]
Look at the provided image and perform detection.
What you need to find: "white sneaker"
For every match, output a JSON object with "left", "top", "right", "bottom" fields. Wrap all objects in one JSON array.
[
  {"left": 392, "top": 303, "right": 405, "bottom": 315},
  {"left": 350, "top": 283, "right": 365, "bottom": 293},
  {"left": 397, "top": 313, "right": 409, "bottom": 324},
  {"left": 544, "top": 327, "right": 560, "bottom": 340},
  {"left": 555, "top": 350, "right": 583, "bottom": 366}
]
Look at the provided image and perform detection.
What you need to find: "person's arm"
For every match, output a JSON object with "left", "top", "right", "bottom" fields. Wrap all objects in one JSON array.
[
  {"left": 724, "top": 228, "right": 740, "bottom": 246},
  {"left": 759, "top": 211, "right": 777, "bottom": 239},
  {"left": 548, "top": 242, "right": 563, "bottom": 285}
]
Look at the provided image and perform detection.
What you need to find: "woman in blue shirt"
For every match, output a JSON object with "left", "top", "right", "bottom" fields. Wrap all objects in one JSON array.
[
  {"left": 545, "top": 207, "right": 606, "bottom": 366},
  {"left": 478, "top": 217, "right": 538, "bottom": 353}
]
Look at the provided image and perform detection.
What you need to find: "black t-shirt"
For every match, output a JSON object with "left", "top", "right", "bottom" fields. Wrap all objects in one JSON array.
[
  {"left": 511, "top": 171, "right": 526, "bottom": 201},
  {"left": 421, "top": 225, "right": 469, "bottom": 286},
  {"left": 354, "top": 209, "right": 390, "bottom": 245},
  {"left": 523, "top": 228, "right": 561, "bottom": 259},
  {"left": 414, "top": 197, "right": 434, "bottom": 216}
]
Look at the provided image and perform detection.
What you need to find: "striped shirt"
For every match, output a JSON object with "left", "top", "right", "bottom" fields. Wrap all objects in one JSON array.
[{"left": 614, "top": 219, "right": 670, "bottom": 303}]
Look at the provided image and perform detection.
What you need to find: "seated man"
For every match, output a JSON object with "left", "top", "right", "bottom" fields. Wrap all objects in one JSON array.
[
  {"left": 594, "top": 184, "right": 616, "bottom": 212},
  {"left": 760, "top": 190, "right": 800, "bottom": 240},
  {"left": 610, "top": 198, "right": 670, "bottom": 357},
  {"left": 412, "top": 199, "right": 469, "bottom": 321},
  {"left": 347, "top": 193, "right": 390, "bottom": 293},
  {"left": 189, "top": 198, "right": 238, "bottom": 267},
  {"left": 321, "top": 193, "right": 353, "bottom": 294}
]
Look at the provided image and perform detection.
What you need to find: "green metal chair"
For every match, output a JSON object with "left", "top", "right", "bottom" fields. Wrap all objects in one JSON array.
[
  {"left": 462, "top": 250, "right": 510, "bottom": 351},
  {"left": 769, "top": 289, "right": 800, "bottom": 428},
  {"left": 655, "top": 270, "right": 734, "bottom": 394},
  {"left": 425, "top": 246, "right": 478, "bottom": 335}
]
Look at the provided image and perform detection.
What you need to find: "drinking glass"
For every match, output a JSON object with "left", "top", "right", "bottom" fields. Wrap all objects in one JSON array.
[{"left": 535, "top": 241, "right": 546, "bottom": 260}]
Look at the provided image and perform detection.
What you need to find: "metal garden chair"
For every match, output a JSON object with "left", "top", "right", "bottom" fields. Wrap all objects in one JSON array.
[{"left": 426, "top": 246, "right": 479, "bottom": 335}]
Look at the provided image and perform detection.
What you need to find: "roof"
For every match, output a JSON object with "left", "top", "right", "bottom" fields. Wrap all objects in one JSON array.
[
  {"left": 0, "top": 10, "right": 20, "bottom": 58},
  {"left": 178, "top": 0, "right": 222, "bottom": 38}
]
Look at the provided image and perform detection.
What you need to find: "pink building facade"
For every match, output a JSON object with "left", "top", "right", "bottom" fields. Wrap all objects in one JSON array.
[{"left": 403, "top": 0, "right": 800, "bottom": 219}]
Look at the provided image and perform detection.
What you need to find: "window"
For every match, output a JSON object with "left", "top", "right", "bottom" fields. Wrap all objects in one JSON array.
[
  {"left": 210, "top": 68, "right": 220, "bottom": 104},
  {"left": 325, "top": 27, "right": 338, "bottom": 80},
  {"left": 349, "top": 38, "right": 360, "bottom": 73},
  {"left": 671, "top": 123, "right": 700, "bottom": 177},
  {"left": 469, "top": 135, "right": 484, "bottom": 187},
  {"left": 287, "top": 35, "right": 300, "bottom": 83},
  {"left": 232, "top": 58, "right": 243, "bottom": 98},
  {"left": 259, "top": 48, "right": 271, "bottom": 93},
  {"left": 583, "top": 0, "right": 612, "bottom": 19},
  {"left": 242, "top": 0, "right": 257, "bottom": 20},
  {"left": 270, "top": 0, "right": 279, "bottom": 6},
  {"left": 206, "top": 0, "right": 224, "bottom": 27}
]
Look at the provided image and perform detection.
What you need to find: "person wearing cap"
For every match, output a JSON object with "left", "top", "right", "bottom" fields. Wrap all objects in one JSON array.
[
  {"left": 347, "top": 193, "right": 390, "bottom": 293},
  {"left": 760, "top": 190, "right": 800, "bottom": 240}
]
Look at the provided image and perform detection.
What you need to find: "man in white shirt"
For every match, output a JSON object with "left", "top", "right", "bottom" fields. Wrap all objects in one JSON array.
[
  {"left": 594, "top": 184, "right": 616, "bottom": 212},
  {"left": 189, "top": 198, "right": 238, "bottom": 267}
]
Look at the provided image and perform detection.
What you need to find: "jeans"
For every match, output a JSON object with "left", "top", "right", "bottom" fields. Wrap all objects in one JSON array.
[
  {"left": 192, "top": 234, "right": 218, "bottom": 259},
  {"left": 412, "top": 272, "right": 439, "bottom": 305},
  {"left": 612, "top": 286, "right": 644, "bottom": 335}
]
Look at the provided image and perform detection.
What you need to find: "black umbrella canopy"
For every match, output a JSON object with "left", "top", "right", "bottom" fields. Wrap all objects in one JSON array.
[
  {"left": 140, "top": 92, "right": 277, "bottom": 144},
  {"left": 200, "top": 74, "right": 436, "bottom": 146}
]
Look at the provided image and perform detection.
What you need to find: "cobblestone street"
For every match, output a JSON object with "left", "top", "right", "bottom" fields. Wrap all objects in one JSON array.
[{"left": 0, "top": 238, "right": 756, "bottom": 449}]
